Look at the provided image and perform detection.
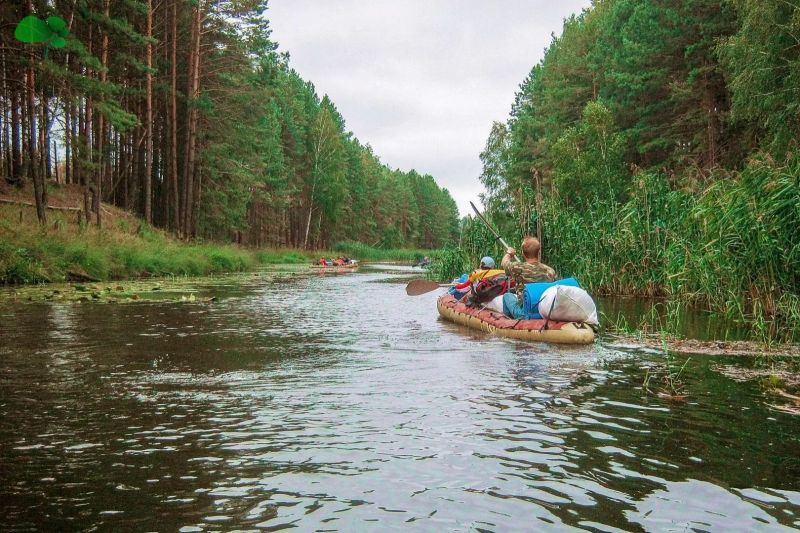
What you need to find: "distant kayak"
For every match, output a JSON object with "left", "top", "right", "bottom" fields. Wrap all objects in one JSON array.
[
  {"left": 310, "top": 261, "right": 359, "bottom": 270},
  {"left": 437, "top": 293, "right": 595, "bottom": 344}
]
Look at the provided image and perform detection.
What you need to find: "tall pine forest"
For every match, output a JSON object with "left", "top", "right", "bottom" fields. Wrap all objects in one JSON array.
[
  {"left": 0, "top": 0, "right": 459, "bottom": 250},
  {"left": 465, "top": 0, "right": 800, "bottom": 330}
]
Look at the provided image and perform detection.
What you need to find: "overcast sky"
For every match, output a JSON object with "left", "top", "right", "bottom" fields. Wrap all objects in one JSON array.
[{"left": 266, "top": 0, "right": 592, "bottom": 216}]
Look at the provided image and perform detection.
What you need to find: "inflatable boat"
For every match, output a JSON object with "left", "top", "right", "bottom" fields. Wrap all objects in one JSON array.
[
  {"left": 310, "top": 261, "right": 359, "bottom": 271},
  {"left": 437, "top": 293, "right": 595, "bottom": 344}
]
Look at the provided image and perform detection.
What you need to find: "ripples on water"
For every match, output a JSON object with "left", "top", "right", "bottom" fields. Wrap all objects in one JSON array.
[{"left": 1, "top": 265, "right": 799, "bottom": 532}]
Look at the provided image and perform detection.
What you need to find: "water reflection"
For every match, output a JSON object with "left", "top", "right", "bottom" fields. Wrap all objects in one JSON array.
[{"left": 1, "top": 265, "right": 799, "bottom": 532}]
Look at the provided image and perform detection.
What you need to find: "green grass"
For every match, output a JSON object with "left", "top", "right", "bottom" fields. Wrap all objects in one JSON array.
[
  {"left": 254, "top": 249, "right": 317, "bottom": 264},
  {"left": 427, "top": 247, "right": 472, "bottom": 282},
  {"left": 0, "top": 204, "right": 262, "bottom": 284},
  {"left": 332, "top": 241, "right": 434, "bottom": 262},
  {"left": 0, "top": 232, "right": 256, "bottom": 284}
]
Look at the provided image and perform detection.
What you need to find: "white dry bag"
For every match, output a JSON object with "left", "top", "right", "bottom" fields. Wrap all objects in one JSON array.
[{"left": 538, "top": 285, "right": 598, "bottom": 325}]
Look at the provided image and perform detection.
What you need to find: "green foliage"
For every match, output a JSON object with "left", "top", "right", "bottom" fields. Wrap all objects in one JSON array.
[
  {"left": 4, "top": 0, "right": 457, "bottom": 253},
  {"left": 720, "top": 0, "right": 800, "bottom": 154},
  {"left": 551, "top": 101, "right": 628, "bottom": 206},
  {"left": 0, "top": 243, "right": 50, "bottom": 284},
  {"left": 193, "top": 45, "right": 459, "bottom": 249},
  {"left": 466, "top": 152, "right": 800, "bottom": 337},
  {"left": 254, "top": 249, "right": 316, "bottom": 264},
  {"left": 479, "top": 122, "right": 512, "bottom": 213},
  {"left": 427, "top": 247, "right": 471, "bottom": 283},
  {"left": 332, "top": 241, "right": 433, "bottom": 262}
]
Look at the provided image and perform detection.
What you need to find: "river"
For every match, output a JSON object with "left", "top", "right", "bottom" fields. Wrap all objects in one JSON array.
[{"left": 1, "top": 264, "right": 799, "bottom": 532}]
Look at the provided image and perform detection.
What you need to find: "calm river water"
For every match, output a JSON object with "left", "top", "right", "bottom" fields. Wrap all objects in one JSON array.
[{"left": 1, "top": 264, "right": 799, "bottom": 532}]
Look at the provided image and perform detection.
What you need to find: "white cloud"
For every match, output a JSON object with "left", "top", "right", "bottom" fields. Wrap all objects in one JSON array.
[{"left": 267, "top": 0, "right": 592, "bottom": 216}]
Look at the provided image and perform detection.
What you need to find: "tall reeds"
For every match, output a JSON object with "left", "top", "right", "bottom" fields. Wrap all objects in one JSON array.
[{"left": 457, "top": 153, "right": 800, "bottom": 337}]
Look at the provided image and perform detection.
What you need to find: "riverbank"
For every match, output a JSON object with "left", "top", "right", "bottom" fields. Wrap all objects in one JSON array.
[{"left": 0, "top": 184, "right": 432, "bottom": 285}]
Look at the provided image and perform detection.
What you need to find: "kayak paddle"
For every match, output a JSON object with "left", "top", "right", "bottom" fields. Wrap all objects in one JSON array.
[
  {"left": 405, "top": 279, "right": 454, "bottom": 296},
  {"left": 469, "top": 201, "right": 520, "bottom": 262}
]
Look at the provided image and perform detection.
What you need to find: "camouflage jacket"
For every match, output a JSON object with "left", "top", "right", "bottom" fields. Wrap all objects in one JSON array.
[{"left": 504, "top": 261, "right": 557, "bottom": 303}]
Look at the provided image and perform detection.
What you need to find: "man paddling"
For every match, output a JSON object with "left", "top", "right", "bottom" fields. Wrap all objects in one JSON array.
[{"left": 501, "top": 237, "right": 556, "bottom": 319}]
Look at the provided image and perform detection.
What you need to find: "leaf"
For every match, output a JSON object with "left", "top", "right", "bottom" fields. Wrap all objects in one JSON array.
[
  {"left": 50, "top": 36, "right": 66, "bottom": 48},
  {"left": 46, "top": 16, "right": 67, "bottom": 33},
  {"left": 57, "top": 27, "right": 69, "bottom": 38},
  {"left": 14, "top": 16, "right": 52, "bottom": 43}
]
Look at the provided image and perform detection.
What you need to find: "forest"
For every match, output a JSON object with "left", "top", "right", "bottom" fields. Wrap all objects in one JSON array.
[
  {"left": 459, "top": 0, "right": 800, "bottom": 331},
  {"left": 0, "top": 0, "right": 460, "bottom": 250}
]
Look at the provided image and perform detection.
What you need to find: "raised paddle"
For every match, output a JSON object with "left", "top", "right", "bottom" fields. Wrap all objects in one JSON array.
[
  {"left": 405, "top": 279, "right": 453, "bottom": 296},
  {"left": 469, "top": 201, "right": 520, "bottom": 262}
]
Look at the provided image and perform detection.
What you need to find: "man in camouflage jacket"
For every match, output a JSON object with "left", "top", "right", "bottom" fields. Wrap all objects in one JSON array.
[{"left": 501, "top": 237, "right": 556, "bottom": 319}]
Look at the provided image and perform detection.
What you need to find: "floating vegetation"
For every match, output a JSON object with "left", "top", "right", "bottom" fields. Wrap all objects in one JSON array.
[
  {"left": 712, "top": 362, "right": 800, "bottom": 416},
  {"left": 711, "top": 363, "right": 800, "bottom": 388},
  {"left": 607, "top": 333, "right": 800, "bottom": 358},
  {"left": 0, "top": 270, "right": 282, "bottom": 305}
]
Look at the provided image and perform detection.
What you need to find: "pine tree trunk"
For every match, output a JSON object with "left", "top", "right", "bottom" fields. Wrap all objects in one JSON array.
[
  {"left": 182, "top": 5, "right": 201, "bottom": 239},
  {"left": 11, "top": 83, "right": 22, "bottom": 185},
  {"left": 95, "top": 0, "right": 110, "bottom": 228},
  {"left": 53, "top": 141, "right": 59, "bottom": 183},
  {"left": 144, "top": 0, "right": 153, "bottom": 224},
  {"left": 1, "top": 49, "right": 11, "bottom": 183},
  {"left": 303, "top": 182, "right": 315, "bottom": 249},
  {"left": 65, "top": 100, "right": 71, "bottom": 185},
  {"left": 170, "top": 0, "right": 180, "bottom": 234},
  {"left": 78, "top": 96, "right": 90, "bottom": 223},
  {"left": 43, "top": 102, "right": 52, "bottom": 182},
  {"left": 26, "top": 0, "right": 45, "bottom": 224},
  {"left": 28, "top": 70, "right": 45, "bottom": 224},
  {"left": 85, "top": 24, "right": 94, "bottom": 224}
]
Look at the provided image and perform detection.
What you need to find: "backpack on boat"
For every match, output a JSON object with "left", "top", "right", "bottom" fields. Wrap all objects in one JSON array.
[{"left": 468, "top": 275, "right": 513, "bottom": 305}]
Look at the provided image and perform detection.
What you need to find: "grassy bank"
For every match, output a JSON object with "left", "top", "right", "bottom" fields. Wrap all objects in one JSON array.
[
  {"left": 0, "top": 204, "right": 286, "bottom": 284},
  {"left": 0, "top": 187, "right": 438, "bottom": 284}
]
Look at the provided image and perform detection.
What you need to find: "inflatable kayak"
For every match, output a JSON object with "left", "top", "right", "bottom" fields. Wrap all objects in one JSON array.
[
  {"left": 310, "top": 261, "right": 359, "bottom": 271},
  {"left": 437, "top": 293, "right": 595, "bottom": 344}
]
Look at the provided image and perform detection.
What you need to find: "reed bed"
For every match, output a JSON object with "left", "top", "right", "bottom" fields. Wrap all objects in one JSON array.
[{"left": 447, "top": 153, "right": 800, "bottom": 339}]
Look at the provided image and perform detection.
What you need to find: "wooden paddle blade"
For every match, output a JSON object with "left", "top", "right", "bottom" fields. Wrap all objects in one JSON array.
[{"left": 406, "top": 279, "right": 449, "bottom": 296}]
